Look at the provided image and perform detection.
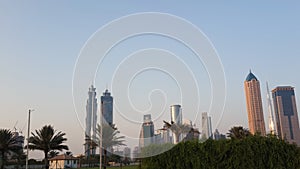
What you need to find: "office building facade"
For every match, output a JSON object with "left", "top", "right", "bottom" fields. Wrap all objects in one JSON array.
[
  {"left": 139, "top": 114, "right": 155, "bottom": 148},
  {"left": 101, "top": 89, "right": 113, "bottom": 126},
  {"left": 244, "top": 71, "right": 266, "bottom": 135},
  {"left": 272, "top": 86, "right": 300, "bottom": 145}
]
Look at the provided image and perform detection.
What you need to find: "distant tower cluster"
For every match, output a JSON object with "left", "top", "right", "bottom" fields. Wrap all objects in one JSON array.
[
  {"left": 84, "top": 85, "right": 98, "bottom": 157},
  {"left": 154, "top": 124, "right": 172, "bottom": 144},
  {"left": 213, "top": 129, "right": 226, "bottom": 140},
  {"left": 202, "top": 112, "right": 212, "bottom": 139},
  {"left": 243, "top": 70, "right": 300, "bottom": 145},
  {"left": 101, "top": 89, "right": 113, "bottom": 126},
  {"left": 244, "top": 71, "right": 266, "bottom": 136},
  {"left": 272, "top": 86, "right": 300, "bottom": 145},
  {"left": 132, "top": 146, "right": 140, "bottom": 160},
  {"left": 139, "top": 114, "right": 154, "bottom": 148},
  {"left": 123, "top": 147, "right": 131, "bottom": 159}
]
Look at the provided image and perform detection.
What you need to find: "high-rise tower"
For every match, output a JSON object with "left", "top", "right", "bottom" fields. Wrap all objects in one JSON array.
[
  {"left": 272, "top": 86, "right": 300, "bottom": 145},
  {"left": 170, "top": 105, "right": 182, "bottom": 125},
  {"left": 101, "top": 89, "right": 113, "bottom": 126},
  {"left": 170, "top": 105, "right": 183, "bottom": 144},
  {"left": 244, "top": 71, "right": 266, "bottom": 136},
  {"left": 84, "top": 85, "right": 97, "bottom": 157},
  {"left": 266, "top": 82, "right": 276, "bottom": 134},
  {"left": 202, "top": 112, "right": 212, "bottom": 139},
  {"left": 139, "top": 114, "right": 154, "bottom": 148}
]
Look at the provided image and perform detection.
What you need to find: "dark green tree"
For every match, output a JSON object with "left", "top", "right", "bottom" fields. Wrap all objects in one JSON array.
[
  {"left": 0, "top": 129, "right": 22, "bottom": 169},
  {"left": 26, "top": 125, "right": 68, "bottom": 169},
  {"left": 48, "top": 150, "right": 59, "bottom": 158},
  {"left": 141, "top": 126, "right": 300, "bottom": 169},
  {"left": 65, "top": 151, "right": 72, "bottom": 156},
  {"left": 227, "top": 126, "right": 252, "bottom": 140}
]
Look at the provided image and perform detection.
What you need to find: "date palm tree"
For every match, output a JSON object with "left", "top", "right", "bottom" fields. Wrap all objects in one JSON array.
[
  {"left": 48, "top": 150, "right": 59, "bottom": 158},
  {"left": 163, "top": 120, "right": 191, "bottom": 144},
  {"left": 96, "top": 123, "right": 125, "bottom": 169},
  {"left": 0, "top": 129, "right": 21, "bottom": 169},
  {"left": 26, "top": 125, "right": 68, "bottom": 169},
  {"left": 227, "top": 126, "right": 252, "bottom": 140}
]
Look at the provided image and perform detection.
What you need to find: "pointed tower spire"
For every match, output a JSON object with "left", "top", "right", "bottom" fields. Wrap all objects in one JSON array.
[{"left": 266, "top": 82, "right": 276, "bottom": 134}]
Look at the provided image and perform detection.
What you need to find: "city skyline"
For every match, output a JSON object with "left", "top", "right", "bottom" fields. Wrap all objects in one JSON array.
[{"left": 1, "top": 1, "right": 300, "bottom": 158}]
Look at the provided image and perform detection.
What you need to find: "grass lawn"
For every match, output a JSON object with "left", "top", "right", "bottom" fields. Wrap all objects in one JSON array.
[{"left": 80, "top": 166, "right": 138, "bottom": 169}]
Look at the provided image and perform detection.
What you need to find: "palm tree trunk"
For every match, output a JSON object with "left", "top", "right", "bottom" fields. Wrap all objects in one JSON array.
[
  {"left": 44, "top": 151, "right": 49, "bottom": 169},
  {"left": 1, "top": 151, "right": 5, "bottom": 169},
  {"left": 103, "top": 149, "right": 107, "bottom": 169},
  {"left": 174, "top": 132, "right": 180, "bottom": 144}
]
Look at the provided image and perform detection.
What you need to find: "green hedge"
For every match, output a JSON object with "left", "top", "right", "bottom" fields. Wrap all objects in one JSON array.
[{"left": 141, "top": 135, "right": 300, "bottom": 169}]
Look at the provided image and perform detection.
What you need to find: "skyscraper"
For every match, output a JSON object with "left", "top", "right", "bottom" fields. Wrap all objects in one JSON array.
[
  {"left": 202, "top": 112, "right": 212, "bottom": 139},
  {"left": 101, "top": 89, "right": 113, "bottom": 126},
  {"left": 170, "top": 105, "right": 182, "bottom": 124},
  {"left": 139, "top": 114, "right": 154, "bottom": 148},
  {"left": 272, "top": 86, "right": 300, "bottom": 145},
  {"left": 170, "top": 105, "right": 183, "bottom": 144},
  {"left": 84, "top": 85, "right": 97, "bottom": 157},
  {"left": 266, "top": 82, "right": 276, "bottom": 134},
  {"left": 244, "top": 71, "right": 266, "bottom": 136}
]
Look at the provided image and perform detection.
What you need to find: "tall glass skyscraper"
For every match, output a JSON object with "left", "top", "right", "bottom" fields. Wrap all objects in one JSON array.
[
  {"left": 170, "top": 105, "right": 182, "bottom": 144},
  {"left": 139, "top": 114, "right": 154, "bottom": 148},
  {"left": 101, "top": 89, "right": 113, "bottom": 126},
  {"left": 272, "top": 86, "right": 300, "bottom": 145},
  {"left": 85, "top": 85, "right": 97, "bottom": 157},
  {"left": 244, "top": 71, "right": 266, "bottom": 136},
  {"left": 170, "top": 105, "right": 182, "bottom": 124}
]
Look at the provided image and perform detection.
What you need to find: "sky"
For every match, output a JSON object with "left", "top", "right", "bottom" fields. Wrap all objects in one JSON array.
[{"left": 1, "top": 1, "right": 300, "bottom": 159}]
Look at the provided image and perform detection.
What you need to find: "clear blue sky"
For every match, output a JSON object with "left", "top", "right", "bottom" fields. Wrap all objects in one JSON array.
[{"left": 1, "top": 1, "right": 300, "bottom": 158}]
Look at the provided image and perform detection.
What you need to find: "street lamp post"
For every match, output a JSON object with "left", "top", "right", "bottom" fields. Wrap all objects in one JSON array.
[
  {"left": 25, "top": 109, "right": 34, "bottom": 169},
  {"left": 99, "top": 111, "right": 102, "bottom": 169}
]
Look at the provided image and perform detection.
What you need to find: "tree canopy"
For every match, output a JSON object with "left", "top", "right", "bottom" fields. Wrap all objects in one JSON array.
[
  {"left": 27, "top": 125, "right": 68, "bottom": 169},
  {"left": 0, "top": 129, "right": 23, "bottom": 169},
  {"left": 141, "top": 132, "right": 300, "bottom": 169}
]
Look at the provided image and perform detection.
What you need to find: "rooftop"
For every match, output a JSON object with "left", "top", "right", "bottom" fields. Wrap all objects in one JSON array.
[
  {"left": 49, "top": 154, "right": 78, "bottom": 161},
  {"left": 245, "top": 71, "right": 258, "bottom": 82},
  {"left": 272, "top": 86, "right": 294, "bottom": 92}
]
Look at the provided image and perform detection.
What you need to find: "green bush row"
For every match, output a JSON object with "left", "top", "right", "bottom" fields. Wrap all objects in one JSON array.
[{"left": 141, "top": 135, "right": 300, "bottom": 169}]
